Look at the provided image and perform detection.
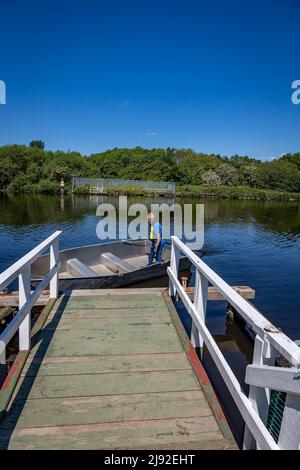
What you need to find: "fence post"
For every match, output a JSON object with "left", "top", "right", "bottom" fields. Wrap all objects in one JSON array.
[
  {"left": 191, "top": 270, "right": 208, "bottom": 354},
  {"left": 243, "top": 335, "right": 276, "bottom": 449},
  {"left": 50, "top": 239, "right": 60, "bottom": 299},
  {"left": 18, "top": 266, "right": 31, "bottom": 351},
  {"left": 169, "top": 239, "right": 180, "bottom": 298}
]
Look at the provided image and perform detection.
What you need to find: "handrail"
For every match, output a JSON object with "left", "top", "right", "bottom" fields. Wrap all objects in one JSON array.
[
  {"left": 171, "top": 236, "right": 300, "bottom": 367},
  {"left": 168, "top": 236, "right": 300, "bottom": 450},
  {"left": 0, "top": 231, "right": 62, "bottom": 364}
]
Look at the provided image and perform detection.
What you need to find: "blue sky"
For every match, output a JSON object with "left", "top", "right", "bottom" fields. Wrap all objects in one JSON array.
[{"left": 0, "top": 0, "right": 299, "bottom": 159}]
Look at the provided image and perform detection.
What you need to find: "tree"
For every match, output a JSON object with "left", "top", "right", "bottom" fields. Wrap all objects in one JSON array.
[
  {"left": 201, "top": 170, "right": 222, "bottom": 186},
  {"left": 50, "top": 166, "right": 71, "bottom": 182},
  {"left": 241, "top": 164, "right": 257, "bottom": 187},
  {"left": 254, "top": 160, "right": 300, "bottom": 192},
  {"left": 216, "top": 164, "right": 238, "bottom": 186},
  {"left": 29, "top": 140, "right": 45, "bottom": 149}
]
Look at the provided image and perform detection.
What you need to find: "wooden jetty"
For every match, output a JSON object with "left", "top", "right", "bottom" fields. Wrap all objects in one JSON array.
[
  {"left": 1, "top": 232, "right": 300, "bottom": 450},
  {"left": 0, "top": 289, "right": 236, "bottom": 450}
]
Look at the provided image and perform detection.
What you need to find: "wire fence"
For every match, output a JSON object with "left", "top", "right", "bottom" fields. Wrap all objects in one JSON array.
[{"left": 72, "top": 177, "right": 176, "bottom": 193}]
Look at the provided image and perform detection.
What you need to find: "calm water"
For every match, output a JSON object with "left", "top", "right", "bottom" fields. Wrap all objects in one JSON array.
[{"left": 1, "top": 193, "right": 300, "bottom": 444}]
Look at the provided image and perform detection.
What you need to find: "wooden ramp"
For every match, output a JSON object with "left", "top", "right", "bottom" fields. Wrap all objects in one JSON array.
[{"left": 0, "top": 289, "right": 237, "bottom": 450}]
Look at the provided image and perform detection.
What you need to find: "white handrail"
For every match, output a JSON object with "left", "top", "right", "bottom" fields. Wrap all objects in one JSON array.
[
  {"left": 0, "top": 231, "right": 62, "bottom": 364},
  {"left": 168, "top": 236, "right": 300, "bottom": 450}
]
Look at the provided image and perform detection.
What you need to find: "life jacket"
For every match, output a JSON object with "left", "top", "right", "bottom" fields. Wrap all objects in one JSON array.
[{"left": 149, "top": 224, "right": 154, "bottom": 240}]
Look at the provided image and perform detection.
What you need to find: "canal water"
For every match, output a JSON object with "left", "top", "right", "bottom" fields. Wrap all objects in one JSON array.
[{"left": 1, "top": 193, "right": 300, "bottom": 445}]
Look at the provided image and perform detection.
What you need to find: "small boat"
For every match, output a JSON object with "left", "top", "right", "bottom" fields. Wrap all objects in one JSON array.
[{"left": 31, "top": 239, "right": 192, "bottom": 291}]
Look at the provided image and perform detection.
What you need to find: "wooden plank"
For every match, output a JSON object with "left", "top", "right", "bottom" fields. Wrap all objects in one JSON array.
[
  {"left": 43, "top": 316, "right": 172, "bottom": 330},
  {"left": 21, "top": 352, "right": 190, "bottom": 377},
  {"left": 126, "top": 437, "right": 237, "bottom": 450},
  {"left": 58, "top": 297, "right": 166, "bottom": 310},
  {"left": 0, "top": 416, "right": 223, "bottom": 450},
  {"left": 29, "top": 324, "right": 182, "bottom": 357},
  {"left": 47, "top": 308, "right": 166, "bottom": 320},
  {"left": 1, "top": 390, "right": 210, "bottom": 429},
  {"left": 14, "top": 370, "right": 200, "bottom": 400},
  {"left": 66, "top": 288, "right": 164, "bottom": 296}
]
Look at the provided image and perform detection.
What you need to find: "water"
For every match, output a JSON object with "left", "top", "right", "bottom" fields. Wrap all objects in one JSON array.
[{"left": 1, "top": 193, "right": 300, "bottom": 445}]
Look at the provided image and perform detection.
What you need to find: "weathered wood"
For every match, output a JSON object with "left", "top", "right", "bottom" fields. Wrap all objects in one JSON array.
[
  {"left": 2, "top": 390, "right": 210, "bottom": 429},
  {"left": 21, "top": 352, "right": 190, "bottom": 377},
  {"left": 47, "top": 307, "right": 166, "bottom": 320},
  {"left": 44, "top": 316, "right": 172, "bottom": 331},
  {"left": 60, "top": 295, "right": 166, "bottom": 310},
  {"left": 0, "top": 416, "right": 223, "bottom": 450},
  {"left": 0, "top": 290, "right": 236, "bottom": 450},
  {"left": 14, "top": 369, "right": 200, "bottom": 400}
]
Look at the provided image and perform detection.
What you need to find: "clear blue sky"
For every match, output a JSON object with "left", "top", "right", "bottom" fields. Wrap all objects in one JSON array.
[{"left": 0, "top": 0, "right": 299, "bottom": 159}]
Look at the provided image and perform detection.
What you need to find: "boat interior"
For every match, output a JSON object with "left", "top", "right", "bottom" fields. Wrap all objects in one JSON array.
[{"left": 31, "top": 239, "right": 171, "bottom": 279}]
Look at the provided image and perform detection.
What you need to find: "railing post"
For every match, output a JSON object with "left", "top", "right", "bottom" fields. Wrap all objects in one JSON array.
[
  {"left": 169, "top": 239, "right": 180, "bottom": 298},
  {"left": 277, "top": 393, "right": 300, "bottom": 449},
  {"left": 18, "top": 266, "right": 31, "bottom": 351},
  {"left": 50, "top": 239, "right": 60, "bottom": 299},
  {"left": 191, "top": 270, "right": 208, "bottom": 354},
  {"left": 243, "top": 335, "right": 276, "bottom": 449}
]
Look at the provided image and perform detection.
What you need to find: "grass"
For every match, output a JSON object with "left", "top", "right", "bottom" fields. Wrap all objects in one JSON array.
[{"left": 176, "top": 185, "right": 300, "bottom": 201}]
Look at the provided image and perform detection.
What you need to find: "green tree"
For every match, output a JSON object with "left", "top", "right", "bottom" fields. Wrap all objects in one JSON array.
[{"left": 29, "top": 140, "right": 45, "bottom": 149}]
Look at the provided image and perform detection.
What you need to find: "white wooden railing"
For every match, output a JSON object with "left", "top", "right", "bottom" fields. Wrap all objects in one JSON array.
[
  {"left": 168, "top": 236, "right": 300, "bottom": 450},
  {"left": 0, "top": 231, "right": 62, "bottom": 365}
]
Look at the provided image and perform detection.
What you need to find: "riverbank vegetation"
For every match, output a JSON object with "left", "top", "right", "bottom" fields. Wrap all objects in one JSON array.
[{"left": 1, "top": 143, "right": 300, "bottom": 200}]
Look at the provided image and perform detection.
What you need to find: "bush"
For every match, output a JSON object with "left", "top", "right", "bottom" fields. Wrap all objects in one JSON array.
[
  {"left": 201, "top": 170, "right": 222, "bottom": 186},
  {"left": 35, "top": 180, "right": 60, "bottom": 194}
]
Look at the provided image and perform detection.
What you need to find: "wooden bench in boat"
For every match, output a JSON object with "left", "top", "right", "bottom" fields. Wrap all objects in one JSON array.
[
  {"left": 100, "top": 252, "right": 136, "bottom": 274},
  {"left": 66, "top": 259, "right": 98, "bottom": 278}
]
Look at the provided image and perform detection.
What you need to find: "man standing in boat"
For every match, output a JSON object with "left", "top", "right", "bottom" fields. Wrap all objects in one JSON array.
[{"left": 147, "top": 213, "right": 165, "bottom": 264}]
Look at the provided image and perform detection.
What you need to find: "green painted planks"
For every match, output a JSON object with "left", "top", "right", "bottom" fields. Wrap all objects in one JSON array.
[
  {"left": 57, "top": 295, "right": 166, "bottom": 310},
  {"left": 1, "top": 391, "right": 211, "bottom": 429},
  {"left": 29, "top": 324, "right": 182, "bottom": 357},
  {"left": 21, "top": 353, "right": 190, "bottom": 377},
  {"left": 14, "top": 369, "right": 200, "bottom": 400},
  {"left": 44, "top": 316, "right": 172, "bottom": 330},
  {"left": 0, "top": 416, "right": 223, "bottom": 450},
  {"left": 47, "top": 308, "right": 166, "bottom": 320}
]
